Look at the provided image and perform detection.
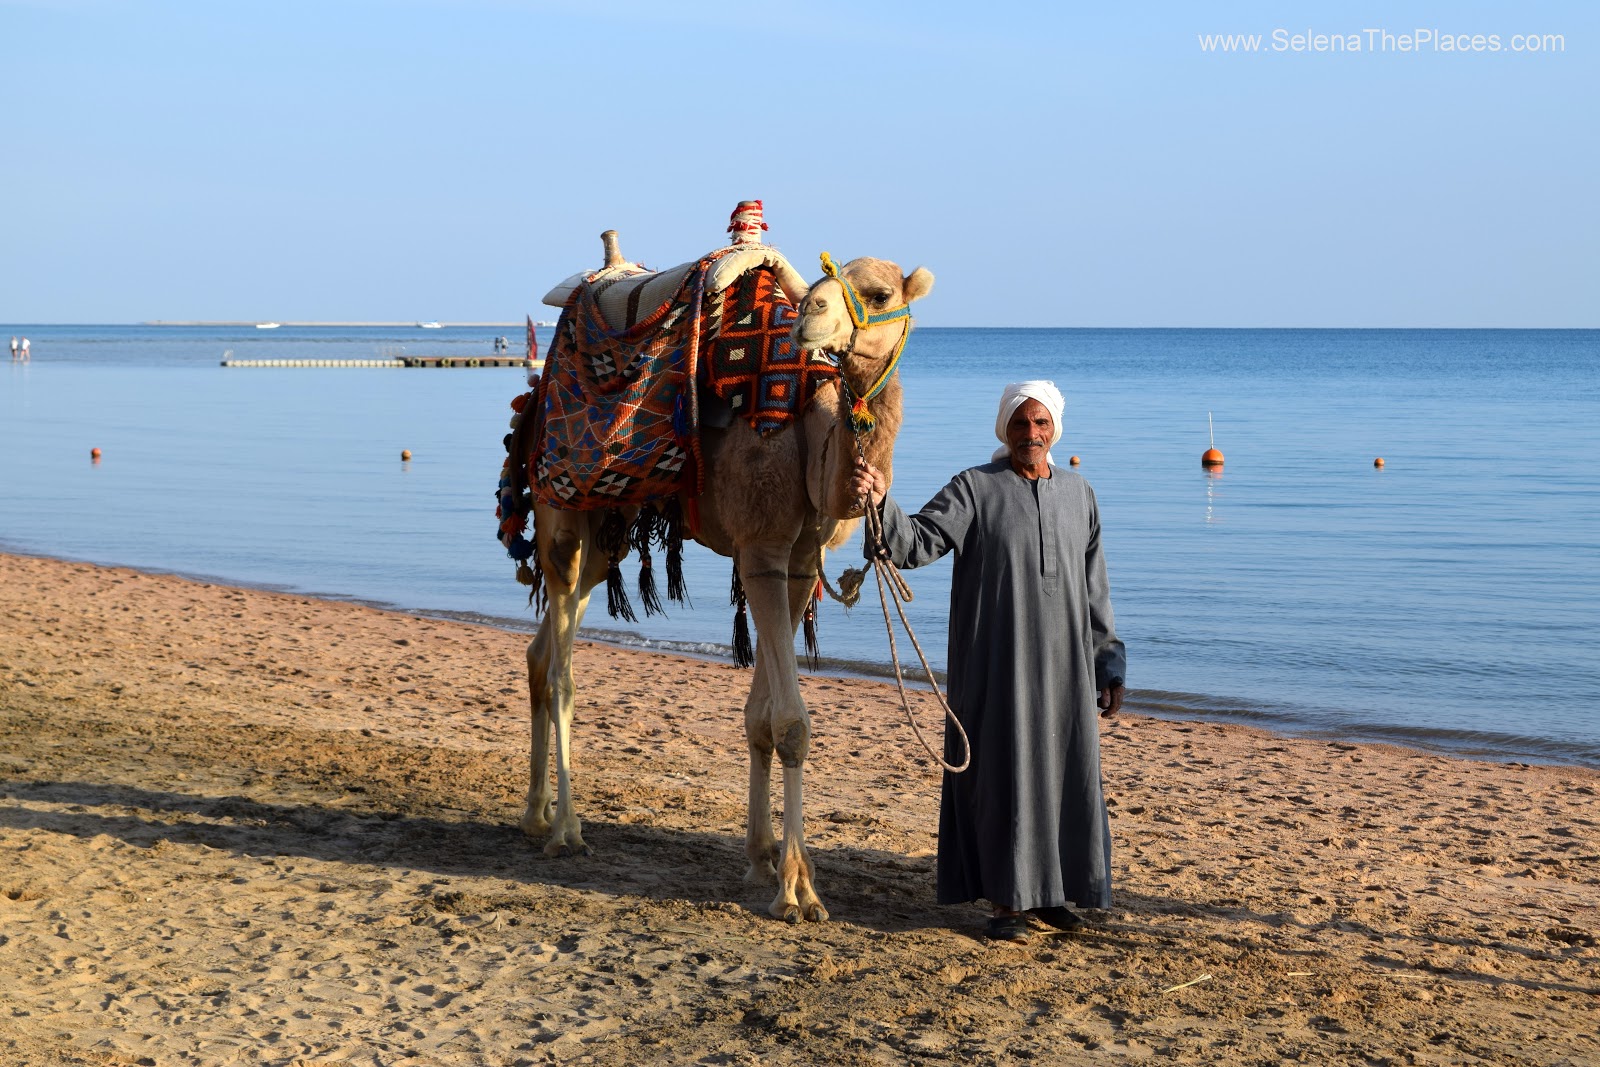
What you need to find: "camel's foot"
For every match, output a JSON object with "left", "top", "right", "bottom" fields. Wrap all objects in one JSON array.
[
  {"left": 743, "top": 838, "right": 778, "bottom": 885},
  {"left": 798, "top": 885, "right": 829, "bottom": 923},
  {"left": 542, "top": 815, "right": 590, "bottom": 858},
  {"left": 767, "top": 890, "right": 829, "bottom": 924},
  {"left": 518, "top": 797, "right": 555, "bottom": 839},
  {"left": 769, "top": 846, "right": 827, "bottom": 922},
  {"left": 768, "top": 869, "right": 829, "bottom": 923}
]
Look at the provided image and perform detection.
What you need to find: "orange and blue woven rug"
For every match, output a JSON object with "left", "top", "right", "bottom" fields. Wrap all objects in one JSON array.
[{"left": 526, "top": 255, "right": 837, "bottom": 510}]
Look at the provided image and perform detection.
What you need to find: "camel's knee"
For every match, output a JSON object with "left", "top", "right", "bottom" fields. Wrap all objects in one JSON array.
[
  {"left": 549, "top": 671, "right": 576, "bottom": 711},
  {"left": 525, "top": 641, "right": 549, "bottom": 693},
  {"left": 744, "top": 712, "right": 775, "bottom": 754},
  {"left": 775, "top": 718, "right": 809, "bottom": 768},
  {"left": 545, "top": 530, "right": 583, "bottom": 591}
]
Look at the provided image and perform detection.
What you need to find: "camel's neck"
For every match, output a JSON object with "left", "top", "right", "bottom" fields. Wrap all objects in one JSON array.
[
  {"left": 835, "top": 323, "right": 909, "bottom": 402},
  {"left": 824, "top": 374, "right": 902, "bottom": 518}
]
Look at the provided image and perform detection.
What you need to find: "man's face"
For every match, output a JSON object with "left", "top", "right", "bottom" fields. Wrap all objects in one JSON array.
[{"left": 1006, "top": 398, "right": 1055, "bottom": 467}]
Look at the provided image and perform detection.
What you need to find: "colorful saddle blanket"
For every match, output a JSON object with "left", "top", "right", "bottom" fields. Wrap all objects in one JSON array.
[
  {"left": 701, "top": 267, "right": 840, "bottom": 437},
  {"left": 529, "top": 249, "right": 837, "bottom": 509}
]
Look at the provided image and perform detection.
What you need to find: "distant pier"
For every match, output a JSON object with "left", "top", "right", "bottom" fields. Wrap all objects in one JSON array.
[
  {"left": 153, "top": 321, "right": 525, "bottom": 328},
  {"left": 221, "top": 357, "right": 543, "bottom": 369}
]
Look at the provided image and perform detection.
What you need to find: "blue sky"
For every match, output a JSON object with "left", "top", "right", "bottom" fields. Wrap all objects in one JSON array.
[{"left": 1, "top": 0, "right": 1594, "bottom": 326}]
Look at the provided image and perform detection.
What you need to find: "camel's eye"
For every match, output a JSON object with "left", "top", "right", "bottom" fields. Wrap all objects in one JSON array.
[{"left": 867, "top": 289, "right": 891, "bottom": 305}]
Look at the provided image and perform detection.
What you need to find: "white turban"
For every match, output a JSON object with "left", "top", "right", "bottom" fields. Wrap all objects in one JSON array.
[{"left": 991, "top": 380, "right": 1065, "bottom": 464}]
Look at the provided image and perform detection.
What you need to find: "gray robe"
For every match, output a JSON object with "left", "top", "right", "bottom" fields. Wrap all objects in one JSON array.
[{"left": 877, "top": 460, "right": 1126, "bottom": 911}]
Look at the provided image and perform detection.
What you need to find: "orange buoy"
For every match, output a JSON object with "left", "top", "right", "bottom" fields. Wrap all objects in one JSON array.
[
  {"left": 1374, "top": 457, "right": 1385, "bottom": 468},
  {"left": 1069, "top": 455, "right": 1081, "bottom": 466},
  {"left": 90, "top": 447, "right": 102, "bottom": 460},
  {"left": 401, "top": 450, "right": 412, "bottom": 461},
  {"left": 1201, "top": 411, "right": 1224, "bottom": 468}
]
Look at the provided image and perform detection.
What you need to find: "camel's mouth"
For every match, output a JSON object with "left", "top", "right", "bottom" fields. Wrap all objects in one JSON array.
[{"left": 793, "top": 318, "right": 849, "bottom": 352}]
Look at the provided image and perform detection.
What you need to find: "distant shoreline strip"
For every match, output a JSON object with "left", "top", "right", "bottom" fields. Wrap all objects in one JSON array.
[
  {"left": 221, "top": 357, "right": 544, "bottom": 369},
  {"left": 145, "top": 321, "right": 525, "bottom": 327}
]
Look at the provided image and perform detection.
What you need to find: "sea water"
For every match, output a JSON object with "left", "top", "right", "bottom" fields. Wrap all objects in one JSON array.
[{"left": 2, "top": 324, "right": 1597, "bottom": 767}]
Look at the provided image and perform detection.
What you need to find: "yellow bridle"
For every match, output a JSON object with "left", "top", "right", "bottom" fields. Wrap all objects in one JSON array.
[{"left": 817, "top": 252, "right": 912, "bottom": 433}]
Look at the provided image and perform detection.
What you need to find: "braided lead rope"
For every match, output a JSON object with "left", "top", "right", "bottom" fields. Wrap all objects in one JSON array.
[
  {"left": 855, "top": 442, "right": 971, "bottom": 775},
  {"left": 810, "top": 429, "right": 865, "bottom": 607}
]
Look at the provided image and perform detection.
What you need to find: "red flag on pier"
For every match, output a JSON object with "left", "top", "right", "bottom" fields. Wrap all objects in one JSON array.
[{"left": 526, "top": 315, "right": 538, "bottom": 361}]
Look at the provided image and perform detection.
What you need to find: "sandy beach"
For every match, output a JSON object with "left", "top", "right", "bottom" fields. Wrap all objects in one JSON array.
[{"left": 0, "top": 550, "right": 1595, "bottom": 1066}]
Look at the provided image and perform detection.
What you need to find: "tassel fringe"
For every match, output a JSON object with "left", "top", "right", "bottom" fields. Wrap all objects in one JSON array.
[
  {"left": 636, "top": 559, "right": 665, "bottom": 617},
  {"left": 508, "top": 500, "right": 688, "bottom": 622},
  {"left": 628, "top": 509, "right": 666, "bottom": 617},
  {"left": 606, "top": 559, "right": 638, "bottom": 623},
  {"left": 802, "top": 579, "right": 821, "bottom": 671},
  {"left": 664, "top": 499, "right": 688, "bottom": 605},
  {"left": 526, "top": 547, "right": 546, "bottom": 613},
  {"left": 596, "top": 509, "right": 636, "bottom": 622},
  {"left": 730, "top": 563, "right": 754, "bottom": 668}
]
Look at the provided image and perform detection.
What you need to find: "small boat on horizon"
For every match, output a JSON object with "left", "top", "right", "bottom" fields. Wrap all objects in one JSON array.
[
  {"left": 256, "top": 322, "right": 280, "bottom": 329},
  {"left": 417, "top": 321, "right": 443, "bottom": 329}
]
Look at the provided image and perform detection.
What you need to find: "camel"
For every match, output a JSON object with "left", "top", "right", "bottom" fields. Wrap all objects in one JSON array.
[{"left": 508, "top": 224, "right": 933, "bottom": 922}]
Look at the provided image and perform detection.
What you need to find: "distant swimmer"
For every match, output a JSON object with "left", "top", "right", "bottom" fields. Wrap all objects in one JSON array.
[
  {"left": 8, "top": 337, "right": 16, "bottom": 360},
  {"left": 18, "top": 337, "right": 28, "bottom": 361}
]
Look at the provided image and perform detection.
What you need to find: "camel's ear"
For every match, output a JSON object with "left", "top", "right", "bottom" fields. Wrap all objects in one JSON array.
[{"left": 902, "top": 267, "right": 934, "bottom": 304}]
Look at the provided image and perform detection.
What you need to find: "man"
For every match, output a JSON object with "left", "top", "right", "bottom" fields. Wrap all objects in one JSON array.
[
  {"left": 852, "top": 380, "right": 1126, "bottom": 942},
  {"left": 19, "top": 337, "right": 28, "bottom": 361},
  {"left": 8, "top": 337, "right": 16, "bottom": 360}
]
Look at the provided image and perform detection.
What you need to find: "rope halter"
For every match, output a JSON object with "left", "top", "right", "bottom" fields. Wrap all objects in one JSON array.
[{"left": 817, "top": 252, "right": 913, "bottom": 434}]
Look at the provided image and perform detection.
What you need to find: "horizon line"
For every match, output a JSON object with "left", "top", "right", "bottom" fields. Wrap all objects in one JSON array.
[{"left": 1, "top": 322, "right": 1593, "bottom": 331}]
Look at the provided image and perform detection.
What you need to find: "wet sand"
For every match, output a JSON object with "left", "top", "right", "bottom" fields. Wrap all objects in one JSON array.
[{"left": 1, "top": 551, "right": 1596, "bottom": 1066}]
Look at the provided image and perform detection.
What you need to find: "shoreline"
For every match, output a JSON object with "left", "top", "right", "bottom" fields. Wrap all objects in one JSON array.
[
  {"left": 1, "top": 550, "right": 1597, "bottom": 1064},
  {"left": 3, "top": 544, "right": 1593, "bottom": 772}
]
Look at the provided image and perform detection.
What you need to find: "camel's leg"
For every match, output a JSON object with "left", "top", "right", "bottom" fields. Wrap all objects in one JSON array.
[
  {"left": 519, "top": 617, "right": 556, "bottom": 837},
  {"left": 544, "top": 578, "right": 593, "bottom": 856},
  {"left": 742, "top": 553, "right": 823, "bottom": 886},
  {"left": 524, "top": 510, "right": 607, "bottom": 857},
  {"left": 739, "top": 543, "right": 828, "bottom": 922},
  {"left": 547, "top": 542, "right": 609, "bottom": 857},
  {"left": 742, "top": 646, "right": 778, "bottom": 884}
]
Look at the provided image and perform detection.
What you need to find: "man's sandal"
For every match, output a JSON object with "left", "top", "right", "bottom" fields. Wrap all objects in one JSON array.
[
  {"left": 984, "top": 912, "right": 1031, "bottom": 943},
  {"left": 1030, "top": 905, "right": 1084, "bottom": 931}
]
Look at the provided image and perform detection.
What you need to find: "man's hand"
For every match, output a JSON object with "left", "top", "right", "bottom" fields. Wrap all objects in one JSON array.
[
  {"left": 1097, "top": 683, "right": 1124, "bottom": 718},
  {"left": 851, "top": 460, "right": 887, "bottom": 508}
]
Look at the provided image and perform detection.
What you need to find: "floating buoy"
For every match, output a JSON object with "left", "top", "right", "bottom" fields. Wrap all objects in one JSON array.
[
  {"left": 90, "top": 447, "right": 102, "bottom": 460},
  {"left": 1374, "top": 457, "right": 1385, "bottom": 468},
  {"left": 1201, "top": 412, "right": 1224, "bottom": 468},
  {"left": 1069, "top": 455, "right": 1081, "bottom": 466},
  {"left": 401, "top": 450, "right": 412, "bottom": 461}
]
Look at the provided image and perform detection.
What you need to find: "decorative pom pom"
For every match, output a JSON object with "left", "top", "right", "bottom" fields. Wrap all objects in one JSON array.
[{"left": 848, "top": 396, "right": 875, "bottom": 433}]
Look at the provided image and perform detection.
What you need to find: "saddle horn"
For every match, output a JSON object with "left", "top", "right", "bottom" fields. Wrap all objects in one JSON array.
[{"left": 600, "top": 229, "right": 626, "bottom": 269}]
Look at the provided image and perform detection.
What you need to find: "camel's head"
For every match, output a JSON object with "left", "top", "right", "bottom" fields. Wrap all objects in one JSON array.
[{"left": 792, "top": 256, "right": 934, "bottom": 359}]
